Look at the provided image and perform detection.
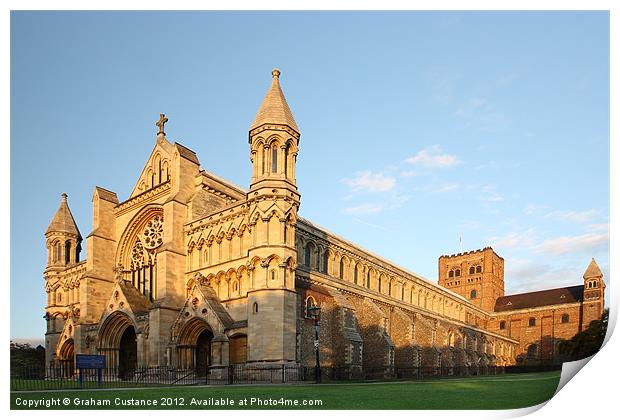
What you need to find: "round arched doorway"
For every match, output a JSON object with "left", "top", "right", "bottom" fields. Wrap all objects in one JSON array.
[{"left": 118, "top": 326, "right": 137, "bottom": 379}]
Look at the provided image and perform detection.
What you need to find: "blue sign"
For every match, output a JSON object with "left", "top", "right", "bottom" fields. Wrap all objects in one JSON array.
[{"left": 76, "top": 354, "right": 105, "bottom": 369}]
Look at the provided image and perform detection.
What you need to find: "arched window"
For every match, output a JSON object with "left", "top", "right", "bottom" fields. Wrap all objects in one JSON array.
[
  {"left": 588, "top": 281, "right": 592, "bottom": 288},
  {"left": 52, "top": 241, "right": 60, "bottom": 262},
  {"left": 527, "top": 343, "right": 538, "bottom": 359},
  {"left": 469, "top": 266, "right": 475, "bottom": 275},
  {"left": 64, "top": 240, "right": 71, "bottom": 264},
  {"left": 470, "top": 289, "right": 477, "bottom": 299},
  {"left": 476, "top": 265, "right": 482, "bottom": 273},
  {"left": 323, "top": 250, "right": 329, "bottom": 274},
  {"left": 378, "top": 276, "right": 382, "bottom": 293},
  {"left": 528, "top": 317, "right": 536, "bottom": 327},
  {"left": 271, "top": 145, "right": 278, "bottom": 173},
  {"left": 448, "top": 270, "right": 454, "bottom": 278},
  {"left": 260, "top": 146, "right": 266, "bottom": 175},
  {"left": 284, "top": 144, "right": 289, "bottom": 177},
  {"left": 366, "top": 271, "right": 371, "bottom": 288},
  {"left": 561, "top": 314, "right": 569, "bottom": 324},
  {"left": 253, "top": 302, "right": 259, "bottom": 314},
  {"left": 593, "top": 281, "right": 598, "bottom": 288},
  {"left": 401, "top": 287, "right": 405, "bottom": 301},
  {"left": 305, "top": 296, "right": 317, "bottom": 318},
  {"left": 354, "top": 265, "right": 359, "bottom": 284},
  {"left": 455, "top": 269, "right": 461, "bottom": 277},
  {"left": 499, "top": 320, "right": 506, "bottom": 330},
  {"left": 339, "top": 258, "right": 345, "bottom": 280},
  {"left": 304, "top": 243, "right": 312, "bottom": 267}
]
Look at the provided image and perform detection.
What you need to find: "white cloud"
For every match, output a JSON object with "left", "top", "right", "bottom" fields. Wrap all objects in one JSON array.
[
  {"left": 534, "top": 232, "right": 609, "bottom": 256},
  {"left": 405, "top": 145, "right": 461, "bottom": 168},
  {"left": 455, "top": 97, "right": 487, "bottom": 117},
  {"left": 341, "top": 171, "right": 396, "bottom": 192},
  {"left": 438, "top": 183, "right": 460, "bottom": 192},
  {"left": 504, "top": 259, "right": 582, "bottom": 294},
  {"left": 342, "top": 203, "right": 384, "bottom": 215},
  {"left": 488, "top": 228, "right": 537, "bottom": 250},
  {"left": 525, "top": 203, "right": 601, "bottom": 224},
  {"left": 399, "top": 170, "right": 420, "bottom": 178},
  {"left": 480, "top": 185, "right": 504, "bottom": 202}
]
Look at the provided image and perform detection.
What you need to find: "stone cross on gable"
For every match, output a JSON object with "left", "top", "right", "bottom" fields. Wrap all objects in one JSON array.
[{"left": 156, "top": 113, "right": 168, "bottom": 135}]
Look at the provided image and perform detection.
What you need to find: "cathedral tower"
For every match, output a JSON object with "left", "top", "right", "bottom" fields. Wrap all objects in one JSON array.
[
  {"left": 581, "top": 258, "right": 605, "bottom": 328},
  {"left": 438, "top": 247, "right": 505, "bottom": 312},
  {"left": 245, "top": 69, "right": 300, "bottom": 365},
  {"left": 45, "top": 193, "right": 82, "bottom": 267}
]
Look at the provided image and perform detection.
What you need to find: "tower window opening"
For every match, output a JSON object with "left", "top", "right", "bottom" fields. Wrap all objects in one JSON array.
[
  {"left": 272, "top": 145, "right": 278, "bottom": 173},
  {"left": 64, "top": 241, "right": 71, "bottom": 264},
  {"left": 284, "top": 144, "right": 289, "bottom": 177}
]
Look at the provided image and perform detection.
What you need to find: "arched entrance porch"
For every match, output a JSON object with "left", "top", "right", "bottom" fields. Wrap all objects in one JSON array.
[
  {"left": 176, "top": 318, "right": 214, "bottom": 376},
  {"left": 97, "top": 311, "right": 139, "bottom": 379},
  {"left": 58, "top": 339, "right": 75, "bottom": 377}
]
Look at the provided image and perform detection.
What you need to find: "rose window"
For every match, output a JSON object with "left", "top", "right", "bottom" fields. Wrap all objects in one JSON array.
[{"left": 143, "top": 215, "right": 164, "bottom": 249}]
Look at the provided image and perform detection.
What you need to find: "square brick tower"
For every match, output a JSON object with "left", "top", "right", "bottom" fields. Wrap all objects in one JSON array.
[{"left": 438, "top": 247, "right": 504, "bottom": 312}]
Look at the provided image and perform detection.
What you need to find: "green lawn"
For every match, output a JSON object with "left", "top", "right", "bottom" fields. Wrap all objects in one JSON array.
[{"left": 10, "top": 371, "right": 561, "bottom": 410}]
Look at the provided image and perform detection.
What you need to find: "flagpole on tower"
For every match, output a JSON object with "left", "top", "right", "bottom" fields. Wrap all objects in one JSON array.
[{"left": 459, "top": 234, "right": 463, "bottom": 253}]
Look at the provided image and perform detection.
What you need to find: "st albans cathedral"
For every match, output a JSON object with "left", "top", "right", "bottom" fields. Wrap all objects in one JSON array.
[{"left": 43, "top": 69, "right": 606, "bottom": 378}]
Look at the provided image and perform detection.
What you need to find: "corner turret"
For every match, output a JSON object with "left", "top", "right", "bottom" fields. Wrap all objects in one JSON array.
[{"left": 45, "top": 193, "right": 82, "bottom": 267}]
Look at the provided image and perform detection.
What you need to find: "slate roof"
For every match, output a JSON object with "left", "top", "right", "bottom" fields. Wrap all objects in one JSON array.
[
  {"left": 494, "top": 285, "right": 584, "bottom": 312},
  {"left": 250, "top": 69, "right": 299, "bottom": 133}
]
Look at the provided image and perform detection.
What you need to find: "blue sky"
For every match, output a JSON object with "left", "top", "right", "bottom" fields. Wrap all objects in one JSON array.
[{"left": 11, "top": 11, "right": 609, "bottom": 341}]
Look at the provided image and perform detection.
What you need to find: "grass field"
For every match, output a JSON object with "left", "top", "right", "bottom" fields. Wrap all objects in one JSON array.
[{"left": 10, "top": 371, "right": 561, "bottom": 410}]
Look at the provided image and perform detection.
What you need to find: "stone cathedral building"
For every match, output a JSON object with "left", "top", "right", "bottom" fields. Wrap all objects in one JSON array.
[{"left": 43, "top": 69, "right": 606, "bottom": 378}]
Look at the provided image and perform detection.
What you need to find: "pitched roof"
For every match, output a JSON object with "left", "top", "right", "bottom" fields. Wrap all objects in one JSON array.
[
  {"left": 117, "top": 280, "right": 151, "bottom": 316},
  {"left": 494, "top": 285, "right": 584, "bottom": 312},
  {"left": 45, "top": 193, "right": 82, "bottom": 239},
  {"left": 583, "top": 258, "right": 603, "bottom": 279},
  {"left": 250, "top": 69, "right": 299, "bottom": 133}
]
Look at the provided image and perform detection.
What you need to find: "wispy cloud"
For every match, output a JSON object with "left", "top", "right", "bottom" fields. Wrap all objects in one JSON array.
[
  {"left": 480, "top": 185, "right": 504, "bottom": 202},
  {"left": 341, "top": 171, "right": 396, "bottom": 192},
  {"left": 399, "top": 170, "right": 420, "bottom": 178},
  {"left": 405, "top": 145, "right": 461, "bottom": 168},
  {"left": 454, "top": 97, "right": 512, "bottom": 132},
  {"left": 342, "top": 203, "right": 384, "bottom": 215},
  {"left": 534, "top": 232, "right": 609, "bottom": 256},
  {"left": 504, "top": 258, "right": 582, "bottom": 294},
  {"left": 525, "top": 203, "right": 601, "bottom": 224},
  {"left": 488, "top": 228, "right": 537, "bottom": 250},
  {"left": 414, "top": 182, "right": 460, "bottom": 195}
]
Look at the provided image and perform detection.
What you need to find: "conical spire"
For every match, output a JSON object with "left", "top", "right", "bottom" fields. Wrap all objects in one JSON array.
[
  {"left": 45, "top": 193, "right": 82, "bottom": 240},
  {"left": 250, "top": 68, "right": 299, "bottom": 134},
  {"left": 583, "top": 258, "right": 603, "bottom": 279}
]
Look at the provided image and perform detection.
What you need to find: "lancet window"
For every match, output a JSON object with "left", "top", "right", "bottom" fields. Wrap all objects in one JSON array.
[{"left": 129, "top": 215, "right": 163, "bottom": 301}]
